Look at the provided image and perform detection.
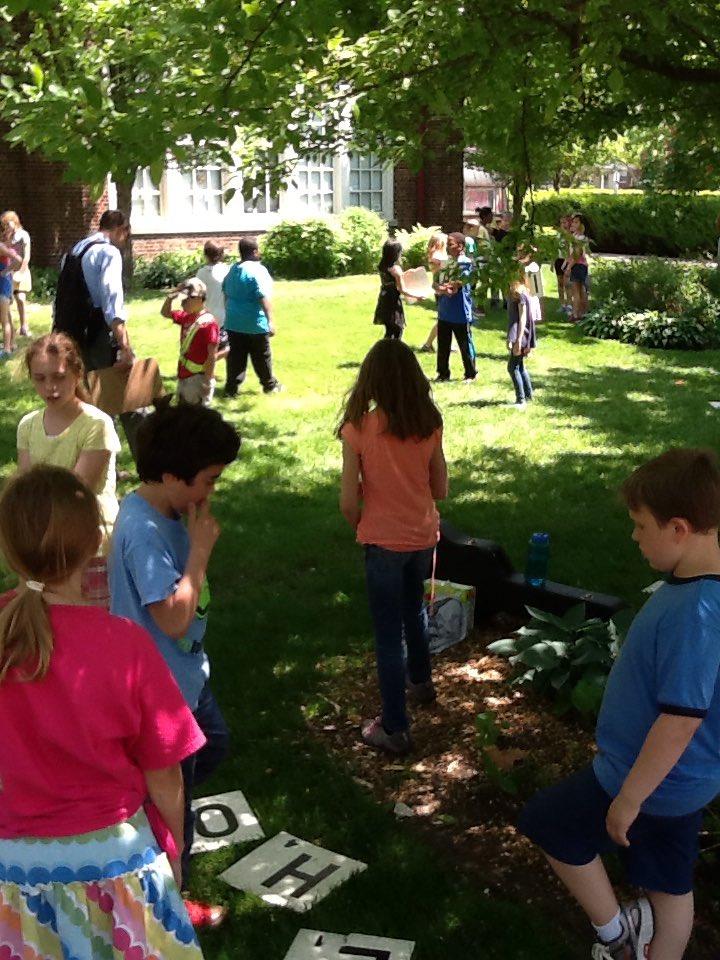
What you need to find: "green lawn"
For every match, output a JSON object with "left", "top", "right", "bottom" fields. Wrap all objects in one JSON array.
[{"left": 2, "top": 276, "right": 720, "bottom": 958}]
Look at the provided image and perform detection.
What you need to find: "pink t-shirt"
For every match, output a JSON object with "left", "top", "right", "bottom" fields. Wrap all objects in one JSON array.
[
  {"left": 0, "top": 599, "right": 205, "bottom": 839},
  {"left": 342, "top": 410, "right": 442, "bottom": 552}
]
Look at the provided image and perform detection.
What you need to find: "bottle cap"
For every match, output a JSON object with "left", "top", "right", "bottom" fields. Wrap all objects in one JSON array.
[{"left": 531, "top": 532, "right": 550, "bottom": 544}]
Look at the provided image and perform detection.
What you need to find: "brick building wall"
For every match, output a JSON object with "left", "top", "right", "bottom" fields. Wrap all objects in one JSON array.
[
  {"left": 0, "top": 134, "right": 109, "bottom": 268},
  {"left": 392, "top": 116, "right": 464, "bottom": 231},
  {"left": 2, "top": 129, "right": 465, "bottom": 264},
  {"left": 393, "top": 146, "right": 464, "bottom": 233},
  {"left": 132, "top": 232, "right": 258, "bottom": 258}
]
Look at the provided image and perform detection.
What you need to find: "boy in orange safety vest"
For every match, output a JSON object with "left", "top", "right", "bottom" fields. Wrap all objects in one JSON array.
[{"left": 161, "top": 277, "right": 224, "bottom": 406}]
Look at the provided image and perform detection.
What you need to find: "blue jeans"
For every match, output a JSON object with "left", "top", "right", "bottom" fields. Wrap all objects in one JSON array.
[
  {"left": 507, "top": 353, "right": 533, "bottom": 402},
  {"left": 364, "top": 544, "right": 434, "bottom": 733},
  {"left": 180, "top": 683, "right": 229, "bottom": 887}
]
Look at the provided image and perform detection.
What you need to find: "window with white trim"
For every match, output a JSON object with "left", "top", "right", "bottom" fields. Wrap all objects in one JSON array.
[
  {"left": 243, "top": 161, "right": 281, "bottom": 214},
  {"left": 178, "top": 165, "right": 224, "bottom": 216},
  {"left": 349, "top": 153, "right": 384, "bottom": 212},
  {"left": 295, "top": 153, "right": 335, "bottom": 212},
  {"left": 132, "top": 168, "right": 161, "bottom": 218}
]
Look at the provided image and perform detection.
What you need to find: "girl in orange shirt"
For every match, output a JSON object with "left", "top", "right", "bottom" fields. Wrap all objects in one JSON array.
[{"left": 337, "top": 339, "right": 448, "bottom": 754}]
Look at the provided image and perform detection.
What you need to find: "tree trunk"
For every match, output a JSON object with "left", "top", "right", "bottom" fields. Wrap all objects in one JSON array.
[
  {"left": 510, "top": 177, "right": 527, "bottom": 220},
  {"left": 115, "top": 180, "right": 134, "bottom": 286}
]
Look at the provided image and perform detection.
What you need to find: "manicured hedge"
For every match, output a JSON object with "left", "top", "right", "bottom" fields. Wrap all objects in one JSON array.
[
  {"left": 529, "top": 189, "right": 720, "bottom": 257},
  {"left": 260, "top": 207, "right": 388, "bottom": 280},
  {"left": 581, "top": 257, "right": 720, "bottom": 350}
]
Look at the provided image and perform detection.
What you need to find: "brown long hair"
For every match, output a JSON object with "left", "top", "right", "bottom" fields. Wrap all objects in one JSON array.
[
  {"left": 0, "top": 466, "right": 101, "bottom": 684},
  {"left": 25, "top": 332, "right": 89, "bottom": 402},
  {"left": 336, "top": 339, "right": 442, "bottom": 441}
]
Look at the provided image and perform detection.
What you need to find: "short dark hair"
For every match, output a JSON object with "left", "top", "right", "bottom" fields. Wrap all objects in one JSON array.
[
  {"left": 204, "top": 240, "right": 225, "bottom": 264},
  {"left": 99, "top": 209, "right": 129, "bottom": 231},
  {"left": 136, "top": 404, "right": 241, "bottom": 484},
  {"left": 238, "top": 236, "right": 259, "bottom": 260},
  {"left": 620, "top": 448, "right": 720, "bottom": 531},
  {"left": 477, "top": 206, "right": 493, "bottom": 223}
]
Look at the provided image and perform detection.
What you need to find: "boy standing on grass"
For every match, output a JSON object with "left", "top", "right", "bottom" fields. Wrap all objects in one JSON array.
[
  {"left": 222, "top": 236, "right": 282, "bottom": 396},
  {"left": 433, "top": 232, "right": 477, "bottom": 383},
  {"left": 519, "top": 448, "right": 720, "bottom": 960},
  {"left": 161, "top": 277, "right": 220, "bottom": 406},
  {"left": 109, "top": 403, "right": 240, "bottom": 929}
]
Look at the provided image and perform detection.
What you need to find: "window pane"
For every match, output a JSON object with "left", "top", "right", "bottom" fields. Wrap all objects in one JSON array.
[{"left": 323, "top": 171, "right": 333, "bottom": 190}]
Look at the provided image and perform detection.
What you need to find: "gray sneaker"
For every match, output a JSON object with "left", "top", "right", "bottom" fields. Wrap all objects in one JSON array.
[
  {"left": 408, "top": 679, "right": 437, "bottom": 705},
  {"left": 361, "top": 717, "right": 412, "bottom": 755},
  {"left": 591, "top": 898, "right": 653, "bottom": 960}
]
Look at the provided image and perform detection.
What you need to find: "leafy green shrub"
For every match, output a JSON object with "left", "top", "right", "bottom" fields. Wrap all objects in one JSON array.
[
  {"left": 132, "top": 250, "right": 204, "bottom": 290},
  {"left": 260, "top": 218, "right": 350, "bottom": 279},
  {"left": 339, "top": 207, "right": 388, "bottom": 275},
  {"left": 530, "top": 188, "right": 720, "bottom": 257},
  {"left": 29, "top": 266, "right": 59, "bottom": 300},
  {"left": 582, "top": 258, "right": 720, "bottom": 350},
  {"left": 487, "top": 604, "right": 629, "bottom": 718},
  {"left": 394, "top": 223, "right": 442, "bottom": 268}
]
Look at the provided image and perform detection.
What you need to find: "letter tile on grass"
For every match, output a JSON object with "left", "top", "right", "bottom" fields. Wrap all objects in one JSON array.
[
  {"left": 191, "top": 790, "right": 264, "bottom": 854},
  {"left": 219, "top": 832, "right": 367, "bottom": 912},
  {"left": 284, "top": 928, "right": 415, "bottom": 959}
]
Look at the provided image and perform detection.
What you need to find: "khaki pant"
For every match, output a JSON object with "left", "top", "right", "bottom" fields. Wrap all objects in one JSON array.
[{"left": 177, "top": 374, "right": 215, "bottom": 406}]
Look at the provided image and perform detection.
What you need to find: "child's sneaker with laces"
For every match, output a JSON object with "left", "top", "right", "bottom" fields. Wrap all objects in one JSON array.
[
  {"left": 591, "top": 898, "right": 653, "bottom": 960},
  {"left": 361, "top": 717, "right": 412, "bottom": 755},
  {"left": 183, "top": 898, "right": 227, "bottom": 929}
]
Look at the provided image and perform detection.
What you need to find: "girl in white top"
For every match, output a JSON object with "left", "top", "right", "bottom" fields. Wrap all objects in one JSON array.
[
  {"left": 0, "top": 210, "right": 32, "bottom": 337},
  {"left": 17, "top": 332, "right": 121, "bottom": 602},
  {"left": 420, "top": 232, "right": 448, "bottom": 353}
]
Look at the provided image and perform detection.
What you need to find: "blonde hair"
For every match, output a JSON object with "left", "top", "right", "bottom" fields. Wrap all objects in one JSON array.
[
  {"left": 0, "top": 466, "right": 101, "bottom": 684},
  {"left": 426, "top": 232, "right": 447, "bottom": 257},
  {"left": 0, "top": 210, "right": 21, "bottom": 231},
  {"left": 25, "top": 332, "right": 90, "bottom": 402}
]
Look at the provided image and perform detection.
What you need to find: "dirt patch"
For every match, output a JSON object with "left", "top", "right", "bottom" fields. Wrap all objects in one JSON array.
[{"left": 306, "top": 614, "right": 720, "bottom": 959}]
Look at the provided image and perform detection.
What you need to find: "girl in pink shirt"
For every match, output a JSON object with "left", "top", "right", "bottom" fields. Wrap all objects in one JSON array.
[
  {"left": 338, "top": 339, "right": 448, "bottom": 755},
  {"left": 0, "top": 465, "right": 206, "bottom": 958}
]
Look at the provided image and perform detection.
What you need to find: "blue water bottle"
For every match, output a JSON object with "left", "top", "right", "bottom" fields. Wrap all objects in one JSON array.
[{"left": 525, "top": 532, "right": 550, "bottom": 588}]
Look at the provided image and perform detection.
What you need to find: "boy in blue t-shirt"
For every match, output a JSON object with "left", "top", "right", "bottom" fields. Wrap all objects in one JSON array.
[
  {"left": 519, "top": 448, "right": 720, "bottom": 960},
  {"left": 433, "top": 231, "right": 476, "bottom": 383},
  {"left": 109, "top": 403, "right": 240, "bottom": 928}
]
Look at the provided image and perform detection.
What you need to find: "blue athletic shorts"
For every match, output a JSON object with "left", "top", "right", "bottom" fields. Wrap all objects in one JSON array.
[
  {"left": 517, "top": 766, "right": 702, "bottom": 895},
  {"left": 0, "top": 272, "right": 13, "bottom": 301},
  {"left": 569, "top": 263, "right": 588, "bottom": 284}
]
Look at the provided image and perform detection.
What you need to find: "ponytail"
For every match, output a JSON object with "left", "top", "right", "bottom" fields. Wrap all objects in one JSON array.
[
  {"left": 0, "top": 590, "right": 53, "bottom": 683},
  {"left": 0, "top": 465, "right": 101, "bottom": 684}
]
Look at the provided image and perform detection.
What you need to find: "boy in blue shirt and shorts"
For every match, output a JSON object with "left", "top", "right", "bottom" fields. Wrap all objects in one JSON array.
[{"left": 519, "top": 448, "right": 720, "bottom": 960}]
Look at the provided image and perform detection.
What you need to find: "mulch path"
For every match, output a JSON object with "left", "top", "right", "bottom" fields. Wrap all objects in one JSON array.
[{"left": 305, "top": 614, "right": 720, "bottom": 959}]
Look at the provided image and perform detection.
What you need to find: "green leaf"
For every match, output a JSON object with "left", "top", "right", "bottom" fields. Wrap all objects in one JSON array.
[
  {"left": 571, "top": 675, "right": 606, "bottom": 716},
  {"left": 29, "top": 63, "right": 44, "bottom": 88},
  {"left": 550, "top": 669, "right": 571, "bottom": 691},
  {"left": 487, "top": 638, "right": 519, "bottom": 657},
  {"left": 79, "top": 78, "right": 102, "bottom": 109},
  {"left": 608, "top": 70, "right": 624, "bottom": 94},
  {"left": 149, "top": 160, "right": 165, "bottom": 188},
  {"left": 525, "top": 606, "right": 569, "bottom": 631},
  {"left": 515, "top": 643, "right": 562, "bottom": 669},
  {"left": 561, "top": 603, "right": 587, "bottom": 630}
]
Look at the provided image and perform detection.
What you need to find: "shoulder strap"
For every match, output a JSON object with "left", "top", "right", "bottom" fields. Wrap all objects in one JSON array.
[{"left": 76, "top": 238, "right": 107, "bottom": 262}]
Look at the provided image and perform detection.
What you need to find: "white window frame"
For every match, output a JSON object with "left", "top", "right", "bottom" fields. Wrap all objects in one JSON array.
[{"left": 127, "top": 150, "right": 394, "bottom": 235}]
